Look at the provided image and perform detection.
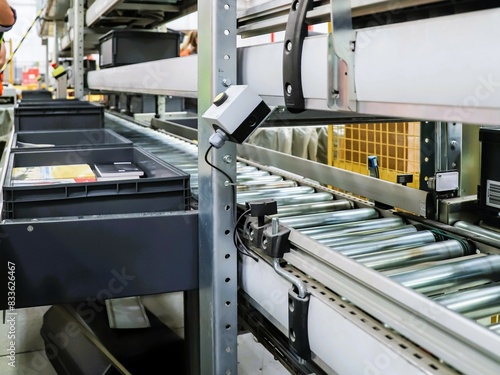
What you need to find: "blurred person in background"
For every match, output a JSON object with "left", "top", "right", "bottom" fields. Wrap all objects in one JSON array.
[
  {"left": 180, "top": 30, "right": 197, "bottom": 56},
  {"left": 0, "top": 0, "right": 16, "bottom": 68}
]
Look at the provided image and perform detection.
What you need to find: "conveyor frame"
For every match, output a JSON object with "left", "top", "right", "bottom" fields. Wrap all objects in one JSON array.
[
  {"left": 104, "top": 112, "right": 500, "bottom": 375},
  {"left": 239, "top": 248, "right": 467, "bottom": 375}
]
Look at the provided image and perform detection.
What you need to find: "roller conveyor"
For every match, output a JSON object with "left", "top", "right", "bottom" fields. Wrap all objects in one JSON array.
[
  {"left": 318, "top": 225, "right": 418, "bottom": 247},
  {"left": 300, "top": 217, "right": 406, "bottom": 237},
  {"left": 390, "top": 256, "right": 500, "bottom": 295},
  {"left": 432, "top": 283, "right": 500, "bottom": 320},
  {"left": 103, "top": 113, "right": 500, "bottom": 374},
  {"left": 355, "top": 240, "right": 467, "bottom": 271}
]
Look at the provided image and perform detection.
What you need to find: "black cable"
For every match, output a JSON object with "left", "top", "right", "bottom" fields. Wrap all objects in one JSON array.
[
  {"left": 204, "top": 144, "right": 257, "bottom": 260},
  {"left": 233, "top": 209, "right": 250, "bottom": 246},
  {"left": 204, "top": 144, "right": 234, "bottom": 185},
  {"left": 204, "top": 144, "right": 237, "bottom": 202},
  {"left": 233, "top": 209, "right": 259, "bottom": 261},
  {"left": 236, "top": 237, "right": 259, "bottom": 261}
]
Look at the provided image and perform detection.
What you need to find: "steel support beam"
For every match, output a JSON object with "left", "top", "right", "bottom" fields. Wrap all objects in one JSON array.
[
  {"left": 72, "top": 0, "right": 84, "bottom": 98},
  {"left": 54, "top": 21, "right": 62, "bottom": 64},
  {"left": 156, "top": 96, "right": 166, "bottom": 120},
  {"left": 198, "top": 1, "right": 238, "bottom": 375},
  {"left": 44, "top": 38, "right": 49, "bottom": 89}
]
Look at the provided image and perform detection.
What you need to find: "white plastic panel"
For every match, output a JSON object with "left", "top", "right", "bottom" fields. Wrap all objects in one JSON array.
[
  {"left": 238, "top": 34, "right": 330, "bottom": 108},
  {"left": 87, "top": 56, "right": 198, "bottom": 97},
  {"left": 355, "top": 8, "right": 500, "bottom": 124},
  {"left": 240, "top": 255, "right": 442, "bottom": 375}
]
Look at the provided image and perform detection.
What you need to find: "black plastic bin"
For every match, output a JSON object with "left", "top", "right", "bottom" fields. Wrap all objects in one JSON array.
[
  {"left": 14, "top": 100, "right": 105, "bottom": 131},
  {"left": 2, "top": 145, "right": 190, "bottom": 219},
  {"left": 99, "top": 29, "right": 180, "bottom": 68},
  {"left": 10, "top": 129, "right": 133, "bottom": 152},
  {"left": 17, "top": 98, "right": 94, "bottom": 107},
  {"left": 21, "top": 89, "right": 53, "bottom": 101}
]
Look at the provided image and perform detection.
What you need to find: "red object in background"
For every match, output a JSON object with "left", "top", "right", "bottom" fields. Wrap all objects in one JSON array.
[
  {"left": 0, "top": 72, "right": 3, "bottom": 95},
  {"left": 22, "top": 67, "right": 39, "bottom": 85}
]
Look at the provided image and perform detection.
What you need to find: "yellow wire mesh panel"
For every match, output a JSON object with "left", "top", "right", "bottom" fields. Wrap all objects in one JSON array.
[{"left": 329, "top": 122, "right": 421, "bottom": 189}]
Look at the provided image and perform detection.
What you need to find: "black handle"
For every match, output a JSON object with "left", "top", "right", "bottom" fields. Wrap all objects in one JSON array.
[{"left": 283, "top": 0, "right": 313, "bottom": 114}]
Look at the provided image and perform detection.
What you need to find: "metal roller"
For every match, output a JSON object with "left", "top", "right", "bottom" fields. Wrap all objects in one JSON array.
[
  {"left": 432, "top": 284, "right": 500, "bottom": 320},
  {"left": 237, "top": 175, "right": 284, "bottom": 183},
  {"left": 271, "top": 200, "right": 354, "bottom": 218},
  {"left": 158, "top": 154, "right": 196, "bottom": 160},
  {"left": 181, "top": 168, "right": 198, "bottom": 174},
  {"left": 311, "top": 225, "right": 409, "bottom": 242},
  {"left": 236, "top": 175, "right": 283, "bottom": 183},
  {"left": 268, "top": 192, "right": 334, "bottom": 206},
  {"left": 320, "top": 226, "right": 418, "bottom": 247},
  {"left": 454, "top": 221, "right": 500, "bottom": 243},
  {"left": 279, "top": 208, "right": 379, "bottom": 229},
  {"left": 160, "top": 159, "right": 196, "bottom": 166},
  {"left": 302, "top": 217, "right": 405, "bottom": 238},
  {"left": 237, "top": 166, "right": 259, "bottom": 174},
  {"left": 154, "top": 149, "right": 190, "bottom": 155},
  {"left": 237, "top": 171, "right": 271, "bottom": 180},
  {"left": 237, "top": 180, "right": 297, "bottom": 191},
  {"left": 356, "top": 240, "right": 466, "bottom": 271},
  {"left": 489, "top": 323, "right": 500, "bottom": 334},
  {"left": 187, "top": 167, "right": 268, "bottom": 182},
  {"left": 169, "top": 163, "right": 198, "bottom": 169},
  {"left": 237, "top": 186, "right": 316, "bottom": 202},
  {"left": 335, "top": 231, "right": 437, "bottom": 257},
  {"left": 390, "top": 255, "right": 500, "bottom": 295},
  {"left": 158, "top": 154, "right": 193, "bottom": 162}
]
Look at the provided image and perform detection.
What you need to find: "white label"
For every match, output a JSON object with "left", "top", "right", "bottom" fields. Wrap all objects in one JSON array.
[
  {"left": 435, "top": 171, "right": 459, "bottom": 192},
  {"left": 486, "top": 180, "right": 500, "bottom": 209}
]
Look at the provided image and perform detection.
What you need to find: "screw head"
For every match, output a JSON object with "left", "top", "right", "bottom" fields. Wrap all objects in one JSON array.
[
  {"left": 223, "top": 155, "right": 233, "bottom": 164},
  {"left": 27, "top": 225, "right": 34, "bottom": 232},
  {"left": 262, "top": 237, "right": 268, "bottom": 249}
]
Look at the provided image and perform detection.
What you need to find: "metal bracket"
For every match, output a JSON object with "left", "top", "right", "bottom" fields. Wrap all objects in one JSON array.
[
  {"left": 288, "top": 287, "right": 311, "bottom": 360},
  {"left": 271, "top": 257, "right": 310, "bottom": 360},
  {"left": 247, "top": 217, "right": 267, "bottom": 248},
  {"left": 262, "top": 218, "right": 291, "bottom": 258},
  {"left": 446, "top": 122, "right": 462, "bottom": 172},
  {"left": 245, "top": 199, "right": 278, "bottom": 248},
  {"left": 328, "top": 0, "right": 357, "bottom": 111},
  {"left": 269, "top": 216, "right": 309, "bottom": 360},
  {"left": 427, "top": 170, "right": 460, "bottom": 220},
  {"left": 282, "top": 0, "right": 314, "bottom": 113}
]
